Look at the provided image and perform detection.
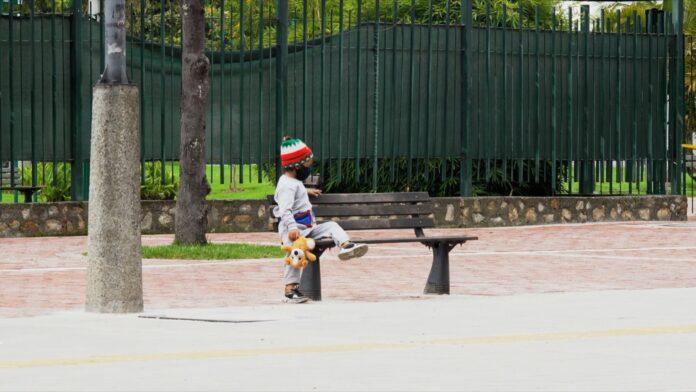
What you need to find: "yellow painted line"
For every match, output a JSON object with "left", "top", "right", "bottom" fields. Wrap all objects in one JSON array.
[
  {"left": 2, "top": 324, "right": 696, "bottom": 370},
  {"left": 683, "top": 143, "right": 696, "bottom": 150}
]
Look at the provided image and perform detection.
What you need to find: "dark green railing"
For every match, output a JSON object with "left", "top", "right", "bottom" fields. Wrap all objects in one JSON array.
[{"left": 0, "top": 0, "right": 689, "bottom": 201}]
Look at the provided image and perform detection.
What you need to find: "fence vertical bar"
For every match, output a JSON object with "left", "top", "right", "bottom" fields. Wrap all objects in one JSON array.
[
  {"left": 354, "top": 0, "right": 363, "bottom": 182},
  {"left": 337, "top": 0, "right": 344, "bottom": 181},
  {"left": 0, "top": 0, "right": 4, "bottom": 195},
  {"left": 320, "top": 0, "right": 326, "bottom": 179},
  {"left": 647, "top": 10, "right": 654, "bottom": 193},
  {"left": 372, "top": 0, "right": 380, "bottom": 191},
  {"left": 423, "top": 0, "right": 432, "bottom": 183},
  {"left": 533, "top": 6, "right": 541, "bottom": 182},
  {"left": 567, "top": 7, "right": 574, "bottom": 192},
  {"left": 615, "top": 10, "right": 622, "bottom": 194},
  {"left": 272, "top": 0, "right": 288, "bottom": 181},
  {"left": 441, "top": 0, "right": 451, "bottom": 183},
  {"left": 159, "top": 0, "right": 167, "bottom": 183},
  {"left": 551, "top": 8, "right": 557, "bottom": 193},
  {"left": 30, "top": 0, "right": 37, "bottom": 192},
  {"left": 390, "top": 1, "right": 398, "bottom": 182},
  {"left": 406, "top": 0, "right": 414, "bottom": 182},
  {"left": 8, "top": 0, "right": 15, "bottom": 190},
  {"left": 579, "top": 5, "right": 593, "bottom": 194},
  {"left": 459, "top": 0, "right": 474, "bottom": 197},
  {"left": 501, "top": 4, "right": 508, "bottom": 181},
  {"left": 518, "top": 3, "right": 524, "bottom": 181},
  {"left": 632, "top": 12, "right": 639, "bottom": 194},
  {"left": 672, "top": 0, "right": 684, "bottom": 194},
  {"left": 257, "top": 0, "right": 264, "bottom": 182},
  {"left": 139, "top": 0, "right": 145, "bottom": 182},
  {"left": 50, "top": 0, "right": 57, "bottom": 183},
  {"left": 217, "top": 0, "right": 226, "bottom": 182},
  {"left": 19, "top": 0, "right": 24, "bottom": 192},
  {"left": 238, "top": 0, "right": 245, "bottom": 183}
]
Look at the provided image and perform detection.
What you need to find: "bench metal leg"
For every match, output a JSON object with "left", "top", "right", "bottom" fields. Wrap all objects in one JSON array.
[
  {"left": 300, "top": 249, "right": 325, "bottom": 301},
  {"left": 424, "top": 242, "right": 456, "bottom": 295}
]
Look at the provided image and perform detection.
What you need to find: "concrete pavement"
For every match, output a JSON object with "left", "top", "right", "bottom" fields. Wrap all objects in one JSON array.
[{"left": 2, "top": 288, "right": 696, "bottom": 391}]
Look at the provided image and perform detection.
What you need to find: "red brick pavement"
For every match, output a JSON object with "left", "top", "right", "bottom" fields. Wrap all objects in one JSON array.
[{"left": 1, "top": 222, "right": 696, "bottom": 317}]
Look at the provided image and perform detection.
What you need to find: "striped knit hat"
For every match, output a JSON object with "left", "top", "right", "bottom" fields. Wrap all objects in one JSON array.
[{"left": 280, "top": 137, "right": 313, "bottom": 169}]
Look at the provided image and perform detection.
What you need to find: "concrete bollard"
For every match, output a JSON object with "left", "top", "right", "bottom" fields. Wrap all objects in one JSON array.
[{"left": 85, "top": 84, "right": 143, "bottom": 313}]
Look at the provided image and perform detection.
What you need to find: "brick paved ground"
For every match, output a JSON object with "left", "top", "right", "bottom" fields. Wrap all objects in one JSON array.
[{"left": 2, "top": 219, "right": 696, "bottom": 318}]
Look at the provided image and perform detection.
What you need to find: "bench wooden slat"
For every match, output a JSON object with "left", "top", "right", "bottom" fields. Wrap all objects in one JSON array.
[
  {"left": 319, "top": 217, "right": 435, "bottom": 231},
  {"left": 267, "top": 192, "right": 430, "bottom": 205},
  {"left": 310, "top": 192, "right": 430, "bottom": 204},
  {"left": 312, "top": 203, "right": 433, "bottom": 217},
  {"left": 312, "top": 235, "right": 477, "bottom": 248}
]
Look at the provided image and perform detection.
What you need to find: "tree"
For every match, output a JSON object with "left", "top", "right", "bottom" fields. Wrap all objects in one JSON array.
[{"left": 175, "top": 0, "right": 211, "bottom": 245}]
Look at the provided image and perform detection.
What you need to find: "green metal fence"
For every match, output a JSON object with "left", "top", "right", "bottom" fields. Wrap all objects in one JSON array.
[{"left": 0, "top": 0, "right": 689, "bottom": 201}]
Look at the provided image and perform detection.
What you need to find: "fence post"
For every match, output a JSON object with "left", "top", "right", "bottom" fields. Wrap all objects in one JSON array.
[
  {"left": 460, "top": 0, "right": 473, "bottom": 197},
  {"left": 671, "top": 0, "right": 684, "bottom": 194},
  {"left": 276, "top": 0, "right": 289, "bottom": 178},
  {"left": 579, "top": 5, "right": 595, "bottom": 195},
  {"left": 70, "top": 0, "right": 86, "bottom": 200}
]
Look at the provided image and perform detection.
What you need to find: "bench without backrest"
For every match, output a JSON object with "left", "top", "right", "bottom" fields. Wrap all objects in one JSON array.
[{"left": 268, "top": 192, "right": 477, "bottom": 300}]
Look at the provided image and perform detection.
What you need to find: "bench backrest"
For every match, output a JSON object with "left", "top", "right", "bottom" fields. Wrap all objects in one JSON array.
[{"left": 267, "top": 192, "right": 434, "bottom": 233}]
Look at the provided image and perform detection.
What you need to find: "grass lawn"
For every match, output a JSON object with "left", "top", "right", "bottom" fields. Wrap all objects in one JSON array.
[
  {"left": 1, "top": 164, "right": 275, "bottom": 203},
  {"left": 142, "top": 243, "right": 283, "bottom": 260},
  {"left": 565, "top": 169, "right": 696, "bottom": 195}
]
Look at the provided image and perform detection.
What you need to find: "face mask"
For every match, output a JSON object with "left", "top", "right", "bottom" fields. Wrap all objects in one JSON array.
[{"left": 296, "top": 166, "right": 312, "bottom": 182}]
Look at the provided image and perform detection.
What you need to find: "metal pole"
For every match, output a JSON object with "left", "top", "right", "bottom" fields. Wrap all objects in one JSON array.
[
  {"left": 276, "top": 0, "right": 288, "bottom": 166},
  {"left": 460, "top": 0, "right": 473, "bottom": 196},
  {"left": 100, "top": 0, "right": 128, "bottom": 84},
  {"left": 71, "top": 0, "right": 85, "bottom": 200}
]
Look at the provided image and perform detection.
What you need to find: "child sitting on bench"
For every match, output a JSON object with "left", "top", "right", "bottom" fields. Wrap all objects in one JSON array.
[{"left": 273, "top": 136, "right": 369, "bottom": 303}]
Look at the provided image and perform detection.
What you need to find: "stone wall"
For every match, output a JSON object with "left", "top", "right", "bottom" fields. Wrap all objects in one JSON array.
[
  {"left": 0, "top": 195, "right": 687, "bottom": 237},
  {"left": 432, "top": 196, "right": 687, "bottom": 228},
  {"left": 0, "top": 200, "right": 269, "bottom": 238}
]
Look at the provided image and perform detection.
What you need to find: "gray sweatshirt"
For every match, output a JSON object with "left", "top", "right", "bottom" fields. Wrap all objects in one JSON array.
[{"left": 273, "top": 174, "right": 314, "bottom": 233}]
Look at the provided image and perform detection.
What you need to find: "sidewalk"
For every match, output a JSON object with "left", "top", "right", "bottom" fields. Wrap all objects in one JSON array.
[{"left": 2, "top": 221, "right": 696, "bottom": 317}]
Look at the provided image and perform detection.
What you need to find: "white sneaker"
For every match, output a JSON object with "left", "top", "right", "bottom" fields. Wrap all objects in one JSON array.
[{"left": 338, "top": 243, "right": 369, "bottom": 261}]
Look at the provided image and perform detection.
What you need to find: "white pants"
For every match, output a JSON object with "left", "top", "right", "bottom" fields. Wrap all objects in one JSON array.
[{"left": 280, "top": 221, "right": 350, "bottom": 285}]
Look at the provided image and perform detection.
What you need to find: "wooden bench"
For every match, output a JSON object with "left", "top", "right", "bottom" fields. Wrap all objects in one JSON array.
[{"left": 268, "top": 192, "right": 478, "bottom": 300}]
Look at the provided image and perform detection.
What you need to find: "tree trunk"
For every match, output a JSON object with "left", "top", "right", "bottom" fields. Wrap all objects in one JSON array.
[{"left": 175, "top": 0, "right": 210, "bottom": 245}]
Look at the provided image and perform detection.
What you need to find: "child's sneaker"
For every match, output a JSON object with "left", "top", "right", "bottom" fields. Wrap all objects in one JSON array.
[
  {"left": 338, "top": 242, "right": 369, "bottom": 260},
  {"left": 284, "top": 286, "right": 309, "bottom": 304}
]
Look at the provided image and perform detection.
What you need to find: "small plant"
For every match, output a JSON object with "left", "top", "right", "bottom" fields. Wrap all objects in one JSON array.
[
  {"left": 141, "top": 161, "right": 179, "bottom": 200},
  {"left": 20, "top": 162, "right": 72, "bottom": 202}
]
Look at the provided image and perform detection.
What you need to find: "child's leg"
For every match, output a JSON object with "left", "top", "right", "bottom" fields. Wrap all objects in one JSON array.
[
  {"left": 306, "top": 221, "right": 350, "bottom": 247},
  {"left": 306, "top": 221, "right": 368, "bottom": 260}
]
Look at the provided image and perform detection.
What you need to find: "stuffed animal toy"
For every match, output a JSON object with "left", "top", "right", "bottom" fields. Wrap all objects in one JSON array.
[{"left": 281, "top": 236, "right": 317, "bottom": 269}]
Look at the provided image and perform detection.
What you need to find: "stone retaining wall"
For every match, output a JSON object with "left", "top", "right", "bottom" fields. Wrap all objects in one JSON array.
[
  {"left": 432, "top": 196, "right": 688, "bottom": 228},
  {"left": 0, "top": 195, "right": 686, "bottom": 237}
]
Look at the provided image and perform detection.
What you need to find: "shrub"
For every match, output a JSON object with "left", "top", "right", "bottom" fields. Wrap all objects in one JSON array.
[{"left": 141, "top": 161, "right": 179, "bottom": 200}]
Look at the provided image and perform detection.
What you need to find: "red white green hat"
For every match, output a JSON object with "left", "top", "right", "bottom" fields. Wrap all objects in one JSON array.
[{"left": 280, "top": 137, "right": 313, "bottom": 169}]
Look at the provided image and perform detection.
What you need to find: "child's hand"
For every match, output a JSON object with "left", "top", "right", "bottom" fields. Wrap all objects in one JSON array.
[
  {"left": 307, "top": 188, "right": 322, "bottom": 197},
  {"left": 288, "top": 229, "right": 301, "bottom": 241}
]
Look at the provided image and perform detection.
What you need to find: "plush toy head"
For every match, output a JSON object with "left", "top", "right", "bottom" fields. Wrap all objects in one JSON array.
[{"left": 281, "top": 237, "right": 317, "bottom": 269}]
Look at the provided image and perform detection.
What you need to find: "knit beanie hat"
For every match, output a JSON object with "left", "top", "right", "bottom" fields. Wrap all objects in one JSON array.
[{"left": 280, "top": 137, "right": 313, "bottom": 169}]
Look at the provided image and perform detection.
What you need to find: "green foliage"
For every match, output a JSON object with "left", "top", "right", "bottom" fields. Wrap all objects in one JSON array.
[
  {"left": 20, "top": 162, "right": 72, "bottom": 202},
  {"left": 601, "top": 1, "right": 660, "bottom": 32},
  {"left": 127, "top": 0, "right": 563, "bottom": 51},
  {"left": 141, "top": 161, "right": 179, "bottom": 200},
  {"left": 313, "top": 158, "right": 567, "bottom": 196},
  {"left": 143, "top": 242, "right": 283, "bottom": 259}
]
